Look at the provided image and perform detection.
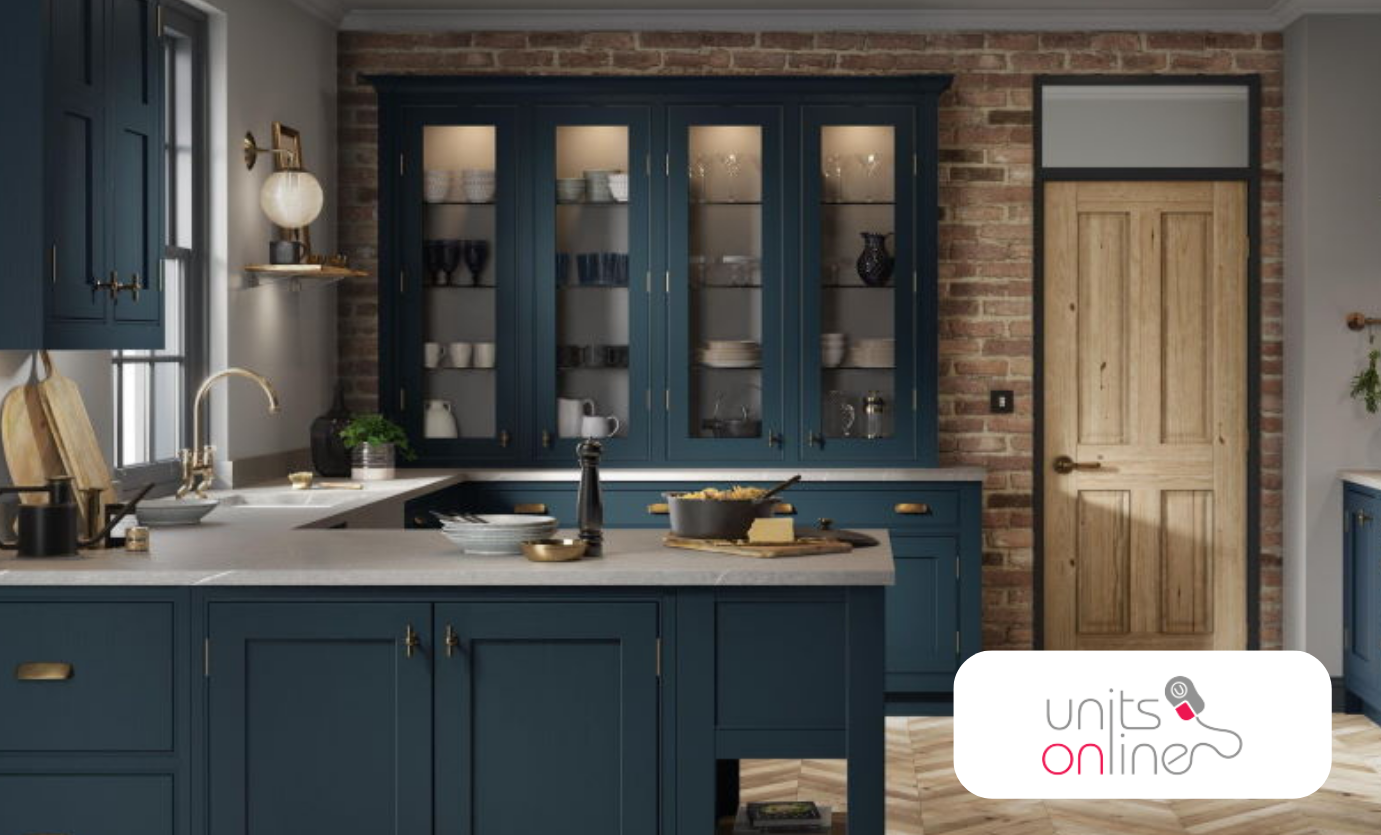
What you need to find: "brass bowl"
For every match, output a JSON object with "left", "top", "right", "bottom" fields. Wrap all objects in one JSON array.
[{"left": 521, "top": 538, "right": 587, "bottom": 562}]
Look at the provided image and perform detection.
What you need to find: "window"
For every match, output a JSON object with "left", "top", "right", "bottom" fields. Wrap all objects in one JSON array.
[{"left": 114, "top": 1, "right": 208, "bottom": 485}]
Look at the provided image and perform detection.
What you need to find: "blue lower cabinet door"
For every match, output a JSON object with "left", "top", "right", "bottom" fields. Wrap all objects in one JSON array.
[
  {"left": 886, "top": 536, "right": 960, "bottom": 692},
  {"left": 435, "top": 602, "right": 659, "bottom": 835},
  {"left": 0, "top": 774, "right": 172, "bottom": 835},
  {"left": 1345, "top": 490, "right": 1381, "bottom": 698},
  {"left": 208, "top": 603, "right": 433, "bottom": 835}
]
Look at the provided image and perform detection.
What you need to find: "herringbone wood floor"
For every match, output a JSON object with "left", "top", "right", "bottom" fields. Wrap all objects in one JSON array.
[{"left": 735, "top": 715, "right": 1381, "bottom": 835}]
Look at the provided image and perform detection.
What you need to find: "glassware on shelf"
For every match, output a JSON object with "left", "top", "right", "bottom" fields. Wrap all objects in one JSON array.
[
  {"left": 689, "top": 255, "right": 709, "bottom": 287},
  {"left": 717, "top": 152, "right": 743, "bottom": 203},
  {"left": 855, "top": 152, "right": 886, "bottom": 203},
  {"left": 462, "top": 240, "right": 489, "bottom": 286},
  {"left": 689, "top": 155, "right": 711, "bottom": 203},
  {"left": 825, "top": 390, "right": 857, "bottom": 438},
  {"left": 822, "top": 154, "right": 846, "bottom": 203},
  {"left": 423, "top": 240, "right": 447, "bottom": 286},
  {"left": 720, "top": 255, "right": 760, "bottom": 287},
  {"left": 863, "top": 390, "right": 888, "bottom": 439}
]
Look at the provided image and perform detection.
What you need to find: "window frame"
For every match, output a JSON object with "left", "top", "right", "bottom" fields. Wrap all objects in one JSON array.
[{"left": 113, "top": 0, "right": 209, "bottom": 491}]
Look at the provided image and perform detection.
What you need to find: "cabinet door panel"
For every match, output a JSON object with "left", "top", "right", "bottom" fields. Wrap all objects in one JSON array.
[
  {"left": 209, "top": 603, "right": 432, "bottom": 835},
  {"left": 1345, "top": 490, "right": 1381, "bottom": 697},
  {"left": 107, "top": 0, "right": 163, "bottom": 331},
  {"left": 436, "top": 602, "right": 658, "bottom": 835},
  {"left": 0, "top": 774, "right": 172, "bottom": 835},
  {"left": 887, "top": 536, "right": 959, "bottom": 689}
]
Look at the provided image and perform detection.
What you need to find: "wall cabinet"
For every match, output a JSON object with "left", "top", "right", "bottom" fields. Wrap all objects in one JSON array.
[
  {"left": 1344, "top": 484, "right": 1381, "bottom": 720},
  {"left": 207, "top": 599, "right": 658, "bottom": 835},
  {"left": 0, "top": 0, "right": 164, "bottom": 349},
  {"left": 372, "top": 75, "right": 949, "bottom": 466}
]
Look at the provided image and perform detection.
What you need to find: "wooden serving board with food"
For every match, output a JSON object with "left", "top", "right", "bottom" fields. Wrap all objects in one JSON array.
[{"left": 663, "top": 534, "right": 853, "bottom": 559}]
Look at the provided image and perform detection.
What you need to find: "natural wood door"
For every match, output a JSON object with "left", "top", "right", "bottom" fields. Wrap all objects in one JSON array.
[{"left": 1043, "top": 181, "right": 1247, "bottom": 650}]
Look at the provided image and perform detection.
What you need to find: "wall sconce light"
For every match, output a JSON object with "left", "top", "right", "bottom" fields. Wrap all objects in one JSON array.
[{"left": 245, "top": 124, "right": 323, "bottom": 264}]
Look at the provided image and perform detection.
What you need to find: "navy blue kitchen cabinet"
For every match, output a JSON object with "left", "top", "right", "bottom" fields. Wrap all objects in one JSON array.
[
  {"left": 434, "top": 602, "right": 659, "bottom": 835},
  {"left": 371, "top": 76, "right": 950, "bottom": 466},
  {"left": 0, "top": 0, "right": 164, "bottom": 349},
  {"left": 404, "top": 478, "right": 981, "bottom": 712},
  {"left": 207, "top": 602, "right": 434, "bottom": 835},
  {"left": 1344, "top": 484, "right": 1381, "bottom": 721}
]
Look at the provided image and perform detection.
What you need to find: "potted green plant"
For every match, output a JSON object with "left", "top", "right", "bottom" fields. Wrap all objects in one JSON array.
[{"left": 340, "top": 414, "right": 415, "bottom": 481}]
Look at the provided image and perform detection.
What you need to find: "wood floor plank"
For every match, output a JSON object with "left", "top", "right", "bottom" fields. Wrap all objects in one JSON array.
[{"left": 733, "top": 715, "right": 1381, "bottom": 835}]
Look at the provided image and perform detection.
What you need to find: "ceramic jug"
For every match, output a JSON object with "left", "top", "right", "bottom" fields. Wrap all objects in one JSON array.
[
  {"left": 558, "top": 397, "right": 597, "bottom": 438},
  {"left": 424, "top": 399, "right": 459, "bottom": 439}
]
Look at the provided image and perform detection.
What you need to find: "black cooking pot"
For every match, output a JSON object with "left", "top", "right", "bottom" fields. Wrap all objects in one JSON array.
[{"left": 664, "top": 493, "right": 779, "bottom": 540}]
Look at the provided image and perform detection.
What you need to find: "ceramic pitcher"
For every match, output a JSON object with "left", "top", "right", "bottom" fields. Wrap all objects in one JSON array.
[
  {"left": 424, "top": 399, "right": 459, "bottom": 439},
  {"left": 558, "top": 398, "right": 597, "bottom": 438}
]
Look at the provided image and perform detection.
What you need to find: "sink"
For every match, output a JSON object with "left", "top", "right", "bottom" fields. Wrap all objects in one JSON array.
[{"left": 220, "top": 491, "right": 357, "bottom": 509}]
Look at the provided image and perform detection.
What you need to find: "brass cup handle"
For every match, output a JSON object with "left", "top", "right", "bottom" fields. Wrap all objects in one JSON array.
[
  {"left": 513, "top": 503, "right": 548, "bottom": 514},
  {"left": 1053, "top": 455, "right": 1101, "bottom": 475},
  {"left": 647, "top": 503, "right": 669, "bottom": 515},
  {"left": 15, "top": 662, "right": 74, "bottom": 681},
  {"left": 894, "top": 503, "right": 931, "bottom": 516},
  {"left": 774, "top": 503, "right": 797, "bottom": 516}
]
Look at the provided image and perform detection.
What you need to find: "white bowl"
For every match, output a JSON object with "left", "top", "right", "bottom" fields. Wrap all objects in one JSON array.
[
  {"left": 136, "top": 497, "right": 219, "bottom": 527},
  {"left": 556, "top": 178, "right": 586, "bottom": 203},
  {"left": 608, "top": 173, "right": 630, "bottom": 202},
  {"left": 462, "top": 181, "right": 497, "bottom": 203}
]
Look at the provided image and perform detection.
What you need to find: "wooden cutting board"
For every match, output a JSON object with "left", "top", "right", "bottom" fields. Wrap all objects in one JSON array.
[
  {"left": 664, "top": 534, "right": 853, "bottom": 559},
  {"left": 1, "top": 353, "right": 65, "bottom": 502},
  {"left": 38, "top": 351, "right": 117, "bottom": 508}
]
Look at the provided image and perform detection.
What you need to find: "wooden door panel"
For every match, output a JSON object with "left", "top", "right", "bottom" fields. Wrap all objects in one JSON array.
[
  {"left": 1076, "top": 212, "right": 1131, "bottom": 446},
  {"left": 1044, "top": 181, "right": 1246, "bottom": 651}
]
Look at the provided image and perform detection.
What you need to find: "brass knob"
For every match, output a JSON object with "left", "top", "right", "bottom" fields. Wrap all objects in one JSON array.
[{"left": 1053, "top": 455, "right": 1102, "bottom": 475}]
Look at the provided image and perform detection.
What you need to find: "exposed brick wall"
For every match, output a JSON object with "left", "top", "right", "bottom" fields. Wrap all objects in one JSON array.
[{"left": 335, "top": 31, "right": 1284, "bottom": 651}]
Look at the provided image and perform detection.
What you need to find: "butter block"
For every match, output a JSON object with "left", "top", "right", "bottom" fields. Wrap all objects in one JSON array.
[{"left": 748, "top": 517, "right": 795, "bottom": 544}]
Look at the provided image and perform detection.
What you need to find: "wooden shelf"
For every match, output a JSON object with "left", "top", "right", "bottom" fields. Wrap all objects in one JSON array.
[{"left": 243, "top": 264, "right": 368, "bottom": 290}]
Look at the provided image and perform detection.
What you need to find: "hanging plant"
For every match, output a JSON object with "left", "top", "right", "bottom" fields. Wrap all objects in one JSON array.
[{"left": 1351, "top": 350, "right": 1381, "bottom": 413}]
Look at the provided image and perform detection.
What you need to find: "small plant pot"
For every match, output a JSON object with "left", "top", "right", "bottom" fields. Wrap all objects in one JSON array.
[{"left": 351, "top": 442, "right": 396, "bottom": 481}]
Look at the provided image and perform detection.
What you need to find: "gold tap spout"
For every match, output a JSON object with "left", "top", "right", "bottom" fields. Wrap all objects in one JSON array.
[{"left": 177, "top": 368, "right": 281, "bottom": 499}]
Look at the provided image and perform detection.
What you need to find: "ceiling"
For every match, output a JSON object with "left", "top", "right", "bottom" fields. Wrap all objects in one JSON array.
[{"left": 297, "top": 0, "right": 1381, "bottom": 31}]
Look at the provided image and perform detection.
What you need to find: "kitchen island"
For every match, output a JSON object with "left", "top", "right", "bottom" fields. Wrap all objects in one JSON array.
[{"left": 0, "top": 475, "right": 892, "bottom": 835}]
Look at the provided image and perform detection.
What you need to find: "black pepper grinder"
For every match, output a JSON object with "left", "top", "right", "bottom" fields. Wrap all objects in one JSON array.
[{"left": 576, "top": 437, "right": 604, "bottom": 557}]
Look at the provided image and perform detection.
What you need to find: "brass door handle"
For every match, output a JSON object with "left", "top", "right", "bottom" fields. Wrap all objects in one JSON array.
[
  {"left": 499, "top": 430, "right": 511, "bottom": 448},
  {"left": 767, "top": 430, "right": 782, "bottom": 448},
  {"left": 93, "top": 270, "right": 120, "bottom": 300},
  {"left": 894, "top": 503, "right": 931, "bottom": 516},
  {"left": 1053, "top": 455, "right": 1102, "bottom": 475},
  {"left": 817, "top": 517, "right": 834, "bottom": 530},
  {"left": 404, "top": 624, "right": 420, "bottom": 659},
  {"left": 542, "top": 430, "right": 553, "bottom": 449},
  {"left": 647, "top": 503, "right": 669, "bottom": 515},
  {"left": 774, "top": 503, "right": 797, "bottom": 515},
  {"left": 1357, "top": 511, "right": 1373, "bottom": 525},
  {"left": 16, "top": 662, "right": 74, "bottom": 681},
  {"left": 118, "top": 273, "right": 142, "bottom": 301},
  {"left": 807, "top": 430, "right": 822, "bottom": 447},
  {"left": 444, "top": 625, "right": 459, "bottom": 658},
  {"left": 513, "top": 503, "right": 547, "bottom": 514}
]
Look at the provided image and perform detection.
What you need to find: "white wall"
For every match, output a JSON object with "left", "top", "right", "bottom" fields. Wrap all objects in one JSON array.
[
  {"left": 1284, "top": 15, "right": 1381, "bottom": 675},
  {"left": 0, "top": 0, "right": 337, "bottom": 490}
]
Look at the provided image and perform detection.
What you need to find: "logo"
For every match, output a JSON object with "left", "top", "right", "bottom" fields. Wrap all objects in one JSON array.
[{"left": 954, "top": 651, "right": 1331, "bottom": 799}]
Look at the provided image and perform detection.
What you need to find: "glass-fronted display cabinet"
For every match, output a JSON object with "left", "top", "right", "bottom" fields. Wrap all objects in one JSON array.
[
  {"left": 801, "top": 108, "right": 919, "bottom": 460},
  {"left": 667, "top": 106, "right": 784, "bottom": 460},
  {"left": 400, "top": 108, "right": 520, "bottom": 459},
  {"left": 532, "top": 108, "right": 652, "bottom": 461},
  {"left": 377, "top": 77, "right": 945, "bottom": 466}
]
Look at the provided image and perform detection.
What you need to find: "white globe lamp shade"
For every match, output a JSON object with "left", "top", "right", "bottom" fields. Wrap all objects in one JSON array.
[{"left": 260, "top": 169, "right": 324, "bottom": 229}]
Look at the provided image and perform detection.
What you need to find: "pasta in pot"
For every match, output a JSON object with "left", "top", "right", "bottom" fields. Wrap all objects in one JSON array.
[{"left": 674, "top": 486, "right": 767, "bottom": 501}]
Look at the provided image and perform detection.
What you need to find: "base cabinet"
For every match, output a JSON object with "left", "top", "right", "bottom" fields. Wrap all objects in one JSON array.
[
  {"left": 208, "top": 599, "right": 658, "bottom": 835},
  {"left": 1345, "top": 485, "right": 1381, "bottom": 719}
]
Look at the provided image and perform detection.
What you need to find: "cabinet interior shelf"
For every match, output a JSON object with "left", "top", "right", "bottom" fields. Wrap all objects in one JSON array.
[
  {"left": 426, "top": 366, "right": 496, "bottom": 371},
  {"left": 557, "top": 201, "right": 629, "bottom": 207},
  {"left": 243, "top": 265, "right": 368, "bottom": 290},
  {"left": 822, "top": 200, "right": 896, "bottom": 207},
  {"left": 427, "top": 283, "right": 494, "bottom": 289},
  {"left": 691, "top": 200, "right": 763, "bottom": 206},
  {"left": 559, "top": 284, "right": 631, "bottom": 290},
  {"left": 559, "top": 366, "right": 630, "bottom": 372},
  {"left": 695, "top": 364, "right": 763, "bottom": 370},
  {"left": 824, "top": 364, "right": 897, "bottom": 370},
  {"left": 821, "top": 283, "right": 893, "bottom": 289}
]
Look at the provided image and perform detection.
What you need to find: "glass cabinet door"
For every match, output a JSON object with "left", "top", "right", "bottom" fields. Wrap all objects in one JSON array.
[
  {"left": 667, "top": 106, "right": 785, "bottom": 460},
  {"left": 801, "top": 107, "right": 917, "bottom": 459},
  {"left": 532, "top": 107, "right": 652, "bottom": 461},
  {"left": 401, "top": 108, "right": 519, "bottom": 459}
]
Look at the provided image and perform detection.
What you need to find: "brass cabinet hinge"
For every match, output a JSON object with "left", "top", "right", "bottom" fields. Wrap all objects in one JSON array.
[
  {"left": 203, "top": 638, "right": 210, "bottom": 678},
  {"left": 399, "top": 153, "right": 405, "bottom": 177},
  {"left": 655, "top": 637, "right": 662, "bottom": 679},
  {"left": 399, "top": 388, "right": 406, "bottom": 412}
]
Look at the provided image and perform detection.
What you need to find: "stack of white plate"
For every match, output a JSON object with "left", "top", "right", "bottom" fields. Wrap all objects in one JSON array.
[
  {"left": 848, "top": 338, "right": 895, "bottom": 368},
  {"left": 438, "top": 514, "right": 559, "bottom": 555},
  {"left": 584, "top": 169, "right": 615, "bottom": 202},
  {"left": 424, "top": 170, "right": 451, "bottom": 203},
  {"left": 699, "top": 340, "right": 761, "bottom": 368},
  {"left": 456, "top": 169, "right": 496, "bottom": 203},
  {"left": 821, "top": 333, "right": 847, "bottom": 368}
]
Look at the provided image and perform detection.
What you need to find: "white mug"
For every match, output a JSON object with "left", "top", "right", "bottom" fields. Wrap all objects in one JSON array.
[
  {"left": 558, "top": 397, "right": 597, "bottom": 438},
  {"left": 473, "top": 342, "right": 496, "bottom": 369},
  {"left": 424, "top": 342, "right": 444, "bottom": 368},
  {"left": 448, "top": 342, "right": 473, "bottom": 368},
  {"left": 580, "top": 414, "right": 621, "bottom": 438}
]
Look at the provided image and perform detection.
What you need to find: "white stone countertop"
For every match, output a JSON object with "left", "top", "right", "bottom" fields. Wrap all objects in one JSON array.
[
  {"left": 456, "top": 467, "right": 985, "bottom": 483},
  {"left": 1341, "top": 470, "right": 1381, "bottom": 492},
  {"left": 0, "top": 471, "right": 893, "bottom": 587}
]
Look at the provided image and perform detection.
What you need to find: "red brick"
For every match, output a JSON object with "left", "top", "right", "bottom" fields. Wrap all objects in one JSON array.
[{"left": 760, "top": 32, "right": 814, "bottom": 50}]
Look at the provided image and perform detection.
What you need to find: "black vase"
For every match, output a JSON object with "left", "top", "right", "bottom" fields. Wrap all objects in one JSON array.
[
  {"left": 856, "top": 232, "right": 895, "bottom": 287},
  {"left": 310, "top": 382, "right": 352, "bottom": 477}
]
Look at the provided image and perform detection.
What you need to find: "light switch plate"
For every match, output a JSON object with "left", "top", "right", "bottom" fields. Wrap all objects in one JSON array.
[{"left": 990, "top": 390, "right": 1015, "bottom": 414}]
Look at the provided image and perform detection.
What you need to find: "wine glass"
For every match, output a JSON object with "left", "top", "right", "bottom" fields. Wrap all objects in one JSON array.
[
  {"left": 462, "top": 240, "right": 490, "bottom": 286},
  {"left": 822, "top": 153, "right": 845, "bottom": 203},
  {"left": 424, "top": 241, "right": 447, "bottom": 286},
  {"left": 688, "top": 154, "right": 710, "bottom": 203},
  {"left": 717, "top": 152, "right": 744, "bottom": 203},
  {"left": 855, "top": 152, "right": 886, "bottom": 203},
  {"left": 440, "top": 240, "right": 462, "bottom": 286}
]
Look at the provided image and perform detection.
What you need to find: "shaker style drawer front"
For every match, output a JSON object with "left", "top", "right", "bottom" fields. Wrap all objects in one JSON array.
[
  {"left": 0, "top": 602, "right": 174, "bottom": 752},
  {"left": 0, "top": 774, "right": 173, "bottom": 835},
  {"left": 783, "top": 488, "right": 961, "bottom": 530}
]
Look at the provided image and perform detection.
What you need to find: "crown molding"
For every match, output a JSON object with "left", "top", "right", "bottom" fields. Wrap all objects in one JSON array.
[
  {"left": 289, "top": 0, "right": 345, "bottom": 27},
  {"left": 337, "top": 1, "right": 1381, "bottom": 34}
]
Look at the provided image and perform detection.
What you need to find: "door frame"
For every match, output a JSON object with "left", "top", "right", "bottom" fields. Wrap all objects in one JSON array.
[{"left": 1032, "top": 74, "right": 1263, "bottom": 650}]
